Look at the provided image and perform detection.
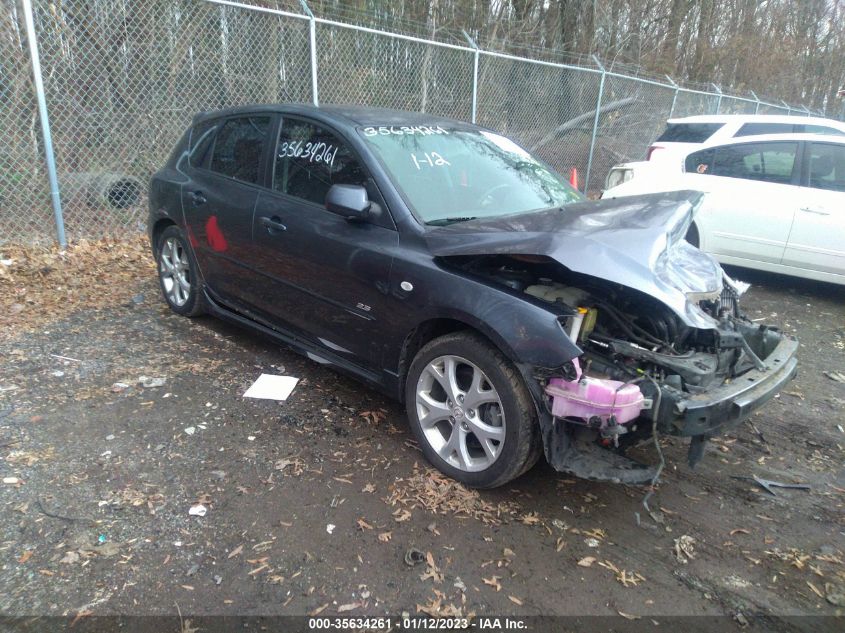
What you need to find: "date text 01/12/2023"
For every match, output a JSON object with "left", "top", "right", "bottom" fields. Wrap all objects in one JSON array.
[{"left": 307, "top": 616, "right": 528, "bottom": 630}]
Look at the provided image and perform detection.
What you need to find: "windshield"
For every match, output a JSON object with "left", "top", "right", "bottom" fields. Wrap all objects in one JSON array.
[{"left": 358, "top": 126, "right": 583, "bottom": 224}]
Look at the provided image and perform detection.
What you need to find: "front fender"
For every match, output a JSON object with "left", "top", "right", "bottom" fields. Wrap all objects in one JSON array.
[{"left": 402, "top": 262, "right": 582, "bottom": 369}]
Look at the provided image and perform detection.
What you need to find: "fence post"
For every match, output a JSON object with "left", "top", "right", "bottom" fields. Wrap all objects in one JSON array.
[
  {"left": 462, "top": 30, "right": 479, "bottom": 124},
  {"left": 781, "top": 100, "right": 792, "bottom": 116},
  {"left": 21, "top": 0, "right": 66, "bottom": 247},
  {"left": 299, "top": 0, "right": 319, "bottom": 106},
  {"left": 750, "top": 90, "right": 761, "bottom": 114},
  {"left": 665, "top": 75, "right": 679, "bottom": 119},
  {"left": 711, "top": 83, "right": 723, "bottom": 114},
  {"left": 583, "top": 55, "right": 606, "bottom": 195}
]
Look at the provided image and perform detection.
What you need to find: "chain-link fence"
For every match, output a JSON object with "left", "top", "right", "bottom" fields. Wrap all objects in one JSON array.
[{"left": 0, "top": 0, "right": 823, "bottom": 245}]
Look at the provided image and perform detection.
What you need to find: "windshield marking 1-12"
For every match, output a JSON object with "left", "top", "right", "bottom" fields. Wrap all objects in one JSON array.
[{"left": 359, "top": 126, "right": 583, "bottom": 224}]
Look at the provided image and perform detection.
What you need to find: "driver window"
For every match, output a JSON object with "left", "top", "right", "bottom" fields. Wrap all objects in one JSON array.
[
  {"left": 274, "top": 119, "right": 368, "bottom": 205},
  {"left": 712, "top": 142, "right": 797, "bottom": 185}
]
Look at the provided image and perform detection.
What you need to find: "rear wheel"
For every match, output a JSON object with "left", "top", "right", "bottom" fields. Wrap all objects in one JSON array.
[
  {"left": 156, "top": 225, "right": 206, "bottom": 317},
  {"left": 404, "top": 332, "right": 540, "bottom": 488}
]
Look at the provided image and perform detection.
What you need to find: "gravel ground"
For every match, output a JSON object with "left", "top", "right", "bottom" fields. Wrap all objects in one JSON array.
[{"left": 0, "top": 258, "right": 843, "bottom": 631}]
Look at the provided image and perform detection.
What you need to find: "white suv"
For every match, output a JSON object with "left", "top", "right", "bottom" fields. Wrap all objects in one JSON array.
[
  {"left": 602, "top": 134, "right": 845, "bottom": 285},
  {"left": 603, "top": 114, "right": 845, "bottom": 192},
  {"left": 646, "top": 114, "right": 845, "bottom": 164}
]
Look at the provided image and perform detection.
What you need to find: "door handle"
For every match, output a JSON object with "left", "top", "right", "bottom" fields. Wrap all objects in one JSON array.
[
  {"left": 260, "top": 216, "right": 287, "bottom": 233},
  {"left": 800, "top": 207, "right": 829, "bottom": 216},
  {"left": 189, "top": 190, "right": 207, "bottom": 205}
]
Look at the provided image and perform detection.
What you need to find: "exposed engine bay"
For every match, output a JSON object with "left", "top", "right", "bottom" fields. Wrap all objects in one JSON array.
[{"left": 447, "top": 253, "right": 795, "bottom": 483}]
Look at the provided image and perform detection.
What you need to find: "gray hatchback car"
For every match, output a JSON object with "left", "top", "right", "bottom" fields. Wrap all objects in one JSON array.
[{"left": 148, "top": 104, "right": 798, "bottom": 488}]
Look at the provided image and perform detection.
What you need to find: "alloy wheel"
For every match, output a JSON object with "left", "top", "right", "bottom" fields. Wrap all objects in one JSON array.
[
  {"left": 159, "top": 236, "right": 191, "bottom": 307},
  {"left": 415, "top": 355, "right": 506, "bottom": 472}
]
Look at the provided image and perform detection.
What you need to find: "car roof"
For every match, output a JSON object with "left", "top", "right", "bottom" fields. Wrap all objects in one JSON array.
[
  {"left": 192, "top": 103, "right": 477, "bottom": 130},
  {"left": 666, "top": 113, "right": 843, "bottom": 127}
]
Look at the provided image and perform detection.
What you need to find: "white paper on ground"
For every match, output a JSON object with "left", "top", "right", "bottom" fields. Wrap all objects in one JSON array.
[{"left": 243, "top": 374, "right": 299, "bottom": 401}]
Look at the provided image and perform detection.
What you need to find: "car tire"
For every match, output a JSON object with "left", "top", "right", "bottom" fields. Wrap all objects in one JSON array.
[
  {"left": 404, "top": 331, "right": 541, "bottom": 488},
  {"left": 155, "top": 225, "right": 206, "bottom": 317}
]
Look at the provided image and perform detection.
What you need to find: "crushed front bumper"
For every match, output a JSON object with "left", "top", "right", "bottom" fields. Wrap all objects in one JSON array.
[
  {"left": 526, "top": 321, "right": 798, "bottom": 484},
  {"left": 662, "top": 329, "right": 798, "bottom": 437}
]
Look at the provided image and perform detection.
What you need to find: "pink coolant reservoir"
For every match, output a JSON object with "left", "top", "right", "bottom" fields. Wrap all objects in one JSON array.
[{"left": 545, "top": 358, "right": 645, "bottom": 425}]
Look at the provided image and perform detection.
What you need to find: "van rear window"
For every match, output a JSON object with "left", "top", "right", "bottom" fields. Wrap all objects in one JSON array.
[{"left": 656, "top": 123, "right": 722, "bottom": 143}]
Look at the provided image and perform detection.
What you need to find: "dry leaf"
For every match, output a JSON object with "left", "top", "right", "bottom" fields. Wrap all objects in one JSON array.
[
  {"left": 482, "top": 576, "right": 502, "bottom": 591},
  {"left": 17, "top": 550, "right": 33, "bottom": 564},
  {"left": 228, "top": 544, "right": 244, "bottom": 559},
  {"left": 807, "top": 581, "right": 824, "bottom": 598},
  {"left": 508, "top": 595, "right": 523, "bottom": 606},
  {"left": 337, "top": 602, "right": 361, "bottom": 612},
  {"left": 181, "top": 618, "right": 199, "bottom": 633},
  {"left": 730, "top": 528, "right": 750, "bottom": 536},
  {"left": 598, "top": 560, "right": 646, "bottom": 587},
  {"left": 60, "top": 551, "right": 79, "bottom": 564},
  {"left": 309, "top": 604, "right": 329, "bottom": 616},
  {"left": 519, "top": 512, "right": 542, "bottom": 525},
  {"left": 393, "top": 509, "right": 411, "bottom": 522},
  {"left": 577, "top": 556, "right": 596, "bottom": 567},
  {"left": 420, "top": 552, "right": 444, "bottom": 583},
  {"left": 378, "top": 531, "right": 392, "bottom": 543},
  {"left": 618, "top": 611, "right": 641, "bottom": 620},
  {"left": 384, "top": 465, "right": 520, "bottom": 525},
  {"left": 673, "top": 535, "right": 696, "bottom": 564},
  {"left": 356, "top": 518, "right": 373, "bottom": 531},
  {"left": 361, "top": 483, "right": 376, "bottom": 493}
]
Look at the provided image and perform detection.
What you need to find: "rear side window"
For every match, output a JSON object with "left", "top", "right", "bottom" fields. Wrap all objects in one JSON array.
[
  {"left": 735, "top": 122, "right": 795, "bottom": 137},
  {"left": 807, "top": 143, "right": 845, "bottom": 192},
  {"left": 656, "top": 123, "right": 722, "bottom": 143},
  {"left": 189, "top": 119, "right": 219, "bottom": 168},
  {"left": 209, "top": 116, "right": 271, "bottom": 184},
  {"left": 712, "top": 142, "right": 798, "bottom": 184},
  {"left": 273, "top": 118, "right": 368, "bottom": 205}
]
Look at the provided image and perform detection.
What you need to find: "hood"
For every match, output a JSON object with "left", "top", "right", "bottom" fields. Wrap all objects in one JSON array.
[{"left": 425, "top": 190, "right": 723, "bottom": 329}]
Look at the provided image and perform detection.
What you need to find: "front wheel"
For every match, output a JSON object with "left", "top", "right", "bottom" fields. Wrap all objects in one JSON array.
[{"left": 404, "top": 332, "right": 541, "bottom": 488}]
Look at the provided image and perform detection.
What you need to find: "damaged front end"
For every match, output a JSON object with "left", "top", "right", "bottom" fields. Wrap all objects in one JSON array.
[{"left": 428, "top": 191, "right": 798, "bottom": 484}]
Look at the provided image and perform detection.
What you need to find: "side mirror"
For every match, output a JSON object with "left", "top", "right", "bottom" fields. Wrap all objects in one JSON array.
[{"left": 325, "top": 184, "right": 370, "bottom": 221}]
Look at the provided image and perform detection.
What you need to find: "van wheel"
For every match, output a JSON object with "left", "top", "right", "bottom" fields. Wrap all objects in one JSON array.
[{"left": 404, "top": 332, "right": 540, "bottom": 488}]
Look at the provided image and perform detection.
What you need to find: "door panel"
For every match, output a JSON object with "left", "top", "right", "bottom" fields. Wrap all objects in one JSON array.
[
  {"left": 782, "top": 142, "right": 845, "bottom": 274},
  {"left": 690, "top": 176, "right": 802, "bottom": 263},
  {"left": 183, "top": 170, "right": 261, "bottom": 305},
  {"left": 248, "top": 116, "right": 398, "bottom": 370},
  {"left": 181, "top": 115, "right": 271, "bottom": 306},
  {"left": 683, "top": 141, "right": 801, "bottom": 264},
  {"left": 252, "top": 192, "right": 398, "bottom": 367}
]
